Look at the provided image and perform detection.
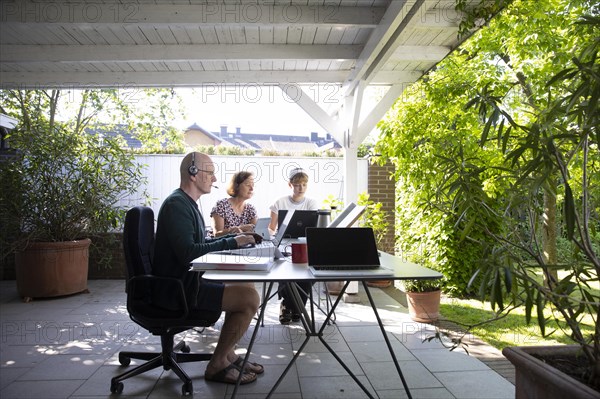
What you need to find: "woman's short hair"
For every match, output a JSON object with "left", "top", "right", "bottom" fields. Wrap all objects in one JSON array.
[
  {"left": 288, "top": 168, "right": 308, "bottom": 184},
  {"left": 227, "top": 171, "right": 253, "bottom": 197}
]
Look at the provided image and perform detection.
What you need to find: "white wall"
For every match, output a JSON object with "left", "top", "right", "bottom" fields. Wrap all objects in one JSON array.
[{"left": 127, "top": 154, "right": 368, "bottom": 226}]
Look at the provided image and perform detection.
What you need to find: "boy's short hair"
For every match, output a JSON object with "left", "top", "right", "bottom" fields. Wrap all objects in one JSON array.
[{"left": 288, "top": 168, "right": 308, "bottom": 183}]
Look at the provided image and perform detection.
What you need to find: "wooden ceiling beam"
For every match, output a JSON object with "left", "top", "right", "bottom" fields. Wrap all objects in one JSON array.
[
  {"left": 1, "top": 44, "right": 363, "bottom": 63},
  {"left": 0, "top": 70, "right": 353, "bottom": 89},
  {"left": 1, "top": 3, "right": 385, "bottom": 28}
]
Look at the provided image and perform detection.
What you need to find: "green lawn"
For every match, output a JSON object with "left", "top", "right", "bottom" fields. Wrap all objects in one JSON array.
[{"left": 439, "top": 296, "right": 596, "bottom": 350}]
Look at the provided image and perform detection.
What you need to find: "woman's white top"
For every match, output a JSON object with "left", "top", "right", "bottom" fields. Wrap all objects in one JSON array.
[{"left": 269, "top": 195, "right": 319, "bottom": 214}]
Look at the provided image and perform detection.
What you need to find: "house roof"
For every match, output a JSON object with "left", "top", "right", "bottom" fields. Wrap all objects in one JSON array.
[
  {"left": 197, "top": 126, "right": 341, "bottom": 153},
  {"left": 186, "top": 123, "right": 222, "bottom": 142},
  {"left": 0, "top": 113, "right": 18, "bottom": 129},
  {"left": 86, "top": 126, "right": 143, "bottom": 149}
]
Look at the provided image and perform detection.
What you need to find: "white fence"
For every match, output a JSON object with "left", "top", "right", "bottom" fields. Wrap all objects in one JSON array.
[{"left": 127, "top": 155, "right": 368, "bottom": 227}]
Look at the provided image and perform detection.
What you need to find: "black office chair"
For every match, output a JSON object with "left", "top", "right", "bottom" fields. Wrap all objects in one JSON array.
[{"left": 111, "top": 206, "right": 221, "bottom": 396}]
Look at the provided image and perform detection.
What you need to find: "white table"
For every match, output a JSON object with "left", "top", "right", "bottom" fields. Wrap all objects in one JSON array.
[{"left": 195, "top": 251, "right": 442, "bottom": 398}]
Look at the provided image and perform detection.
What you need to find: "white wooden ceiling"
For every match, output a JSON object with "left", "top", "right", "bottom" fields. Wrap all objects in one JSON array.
[{"left": 0, "top": 0, "right": 486, "bottom": 146}]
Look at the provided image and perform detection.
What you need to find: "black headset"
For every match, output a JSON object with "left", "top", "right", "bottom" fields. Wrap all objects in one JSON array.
[{"left": 188, "top": 152, "right": 199, "bottom": 176}]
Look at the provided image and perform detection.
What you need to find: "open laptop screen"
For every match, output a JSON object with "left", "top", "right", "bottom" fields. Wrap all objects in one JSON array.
[
  {"left": 254, "top": 217, "right": 271, "bottom": 240},
  {"left": 277, "top": 210, "right": 318, "bottom": 238},
  {"left": 306, "top": 227, "right": 380, "bottom": 267}
]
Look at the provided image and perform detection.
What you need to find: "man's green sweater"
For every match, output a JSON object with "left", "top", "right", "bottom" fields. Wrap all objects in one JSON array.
[{"left": 153, "top": 188, "right": 238, "bottom": 310}]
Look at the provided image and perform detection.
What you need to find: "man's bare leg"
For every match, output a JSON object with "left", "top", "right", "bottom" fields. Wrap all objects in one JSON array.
[{"left": 205, "top": 285, "right": 260, "bottom": 382}]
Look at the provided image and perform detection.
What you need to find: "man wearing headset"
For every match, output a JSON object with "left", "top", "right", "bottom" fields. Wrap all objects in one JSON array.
[{"left": 153, "top": 152, "right": 264, "bottom": 385}]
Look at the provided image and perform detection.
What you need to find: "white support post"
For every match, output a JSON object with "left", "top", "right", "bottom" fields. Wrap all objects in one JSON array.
[
  {"left": 343, "top": 147, "right": 359, "bottom": 205},
  {"left": 343, "top": 146, "right": 360, "bottom": 300},
  {"left": 341, "top": 84, "right": 365, "bottom": 300}
]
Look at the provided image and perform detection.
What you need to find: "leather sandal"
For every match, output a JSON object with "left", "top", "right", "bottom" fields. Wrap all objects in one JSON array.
[
  {"left": 233, "top": 356, "right": 265, "bottom": 374},
  {"left": 205, "top": 364, "right": 257, "bottom": 385}
]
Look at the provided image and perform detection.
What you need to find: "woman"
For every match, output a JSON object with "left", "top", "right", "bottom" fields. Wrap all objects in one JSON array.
[{"left": 211, "top": 171, "right": 258, "bottom": 237}]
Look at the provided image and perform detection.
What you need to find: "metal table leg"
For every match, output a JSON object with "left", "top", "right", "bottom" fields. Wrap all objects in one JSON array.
[
  {"left": 362, "top": 281, "right": 412, "bottom": 399},
  {"left": 267, "top": 281, "right": 375, "bottom": 399}
]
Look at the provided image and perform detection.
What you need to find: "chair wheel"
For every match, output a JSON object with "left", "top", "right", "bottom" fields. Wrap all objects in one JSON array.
[
  {"left": 118, "top": 353, "right": 131, "bottom": 366},
  {"left": 110, "top": 380, "right": 124, "bottom": 393},
  {"left": 181, "top": 343, "right": 191, "bottom": 353},
  {"left": 182, "top": 381, "right": 193, "bottom": 395}
]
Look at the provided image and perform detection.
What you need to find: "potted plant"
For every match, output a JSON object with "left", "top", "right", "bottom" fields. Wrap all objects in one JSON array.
[
  {"left": 358, "top": 192, "right": 393, "bottom": 288},
  {"left": 0, "top": 89, "right": 147, "bottom": 301},
  {"left": 430, "top": 15, "right": 599, "bottom": 397},
  {"left": 403, "top": 279, "right": 442, "bottom": 323}
]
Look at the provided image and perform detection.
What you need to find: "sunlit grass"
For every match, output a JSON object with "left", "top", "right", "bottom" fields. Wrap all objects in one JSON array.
[
  {"left": 439, "top": 296, "right": 596, "bottom": 350},
  {"left": 437, "top": 264, "right": 599, "bottom": 350}
]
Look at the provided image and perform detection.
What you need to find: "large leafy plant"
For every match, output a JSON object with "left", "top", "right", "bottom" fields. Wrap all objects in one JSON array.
[
  {"left": 0, "top": 90, "right": 147, "bottom": 257},
  {"left": 357, "top": 192, "right": 389, "bottom": 246},
  {"left": 376, "top": 0, "right": 598, "bottom": 388},
  {"left": 441, "top": 15, "right": 600, "bottom": 388}
]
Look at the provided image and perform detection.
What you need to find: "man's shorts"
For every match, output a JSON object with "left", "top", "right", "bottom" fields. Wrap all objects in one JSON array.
[{"left": 196, "top": 280, "right": 224, "bottom": 313}]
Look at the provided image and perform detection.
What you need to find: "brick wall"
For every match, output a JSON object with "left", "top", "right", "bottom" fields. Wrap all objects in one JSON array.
[{"left": 368, "top": 161, "right": 396, "bottom": 254}]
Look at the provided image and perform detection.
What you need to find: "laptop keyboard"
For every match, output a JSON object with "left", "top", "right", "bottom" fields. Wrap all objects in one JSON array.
[
  {"left": 313, "top": 265, "right": 379, "bottom": 271},
  {"left": 213, "top": 240, "right": 282, "bottom": 259},
  {"left": 309, "top": 266, "right": 394, "bottom": 277},
  {"left": 238, "top": 241, "right": 274, "bottom": 249},
  {"left": 255, "top": 241, "right": 275, "bottom": 248}
]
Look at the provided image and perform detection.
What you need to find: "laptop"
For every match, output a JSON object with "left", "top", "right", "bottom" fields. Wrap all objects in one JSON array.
[
  {"left": 211, "top": 210, "right": 296, "bottom": 259},
  {"left": 254, "top": 217, "right": 271, "bottom": 240},
  {"left": 306, "top": 227, "right": 394, "bottom": 277},
  {"left": 277, "top": 209, "right": 318, "bottom": 238},
  {"left": 190, "top": 254, "right": 275, "bottom": 272},
  {"left": 328, "top": 203, "right": 366, "bottom": 228}
]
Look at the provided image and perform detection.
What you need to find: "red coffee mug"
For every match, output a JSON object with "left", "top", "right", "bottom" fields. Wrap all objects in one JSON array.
[{"left": 291, "top": 243, "right": 308, "bottom": 263}]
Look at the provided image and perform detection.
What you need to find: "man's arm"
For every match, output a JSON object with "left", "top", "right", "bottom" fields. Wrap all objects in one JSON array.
[{"left": 160, "top": 198, "right": 237, "bottom": 266}]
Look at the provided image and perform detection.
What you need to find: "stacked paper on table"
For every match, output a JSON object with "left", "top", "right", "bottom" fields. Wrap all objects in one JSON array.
[{"left": 190, "top": 253, "right": 276, "bottom": 272}]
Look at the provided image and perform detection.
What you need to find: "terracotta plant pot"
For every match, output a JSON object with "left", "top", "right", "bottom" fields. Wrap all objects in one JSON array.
[
  {"left": 406, "top": 290, "right": 441, "bottom": 323},
  {"left": 503, "top": 345, "right": 600, "bottom": 399},
  {"left": 366, "top": 280, "right": 392, "bottom": 288},
  {"left": 325, "top": 281, "right": 345, "bottom": 296},
  {"left": 15, "top": 239, "right": 91, "bottom": 302}
]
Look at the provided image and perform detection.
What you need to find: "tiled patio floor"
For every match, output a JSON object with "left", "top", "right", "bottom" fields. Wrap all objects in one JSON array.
[{"left": 0, "top": 280, "right": 515, "bottom": 398}]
